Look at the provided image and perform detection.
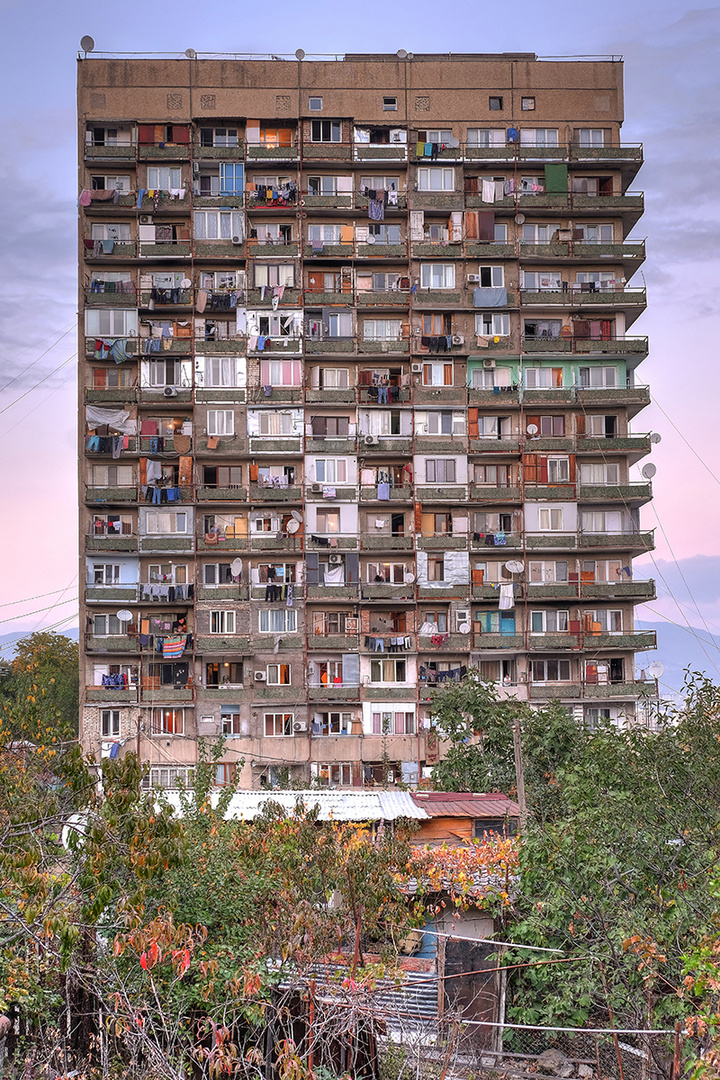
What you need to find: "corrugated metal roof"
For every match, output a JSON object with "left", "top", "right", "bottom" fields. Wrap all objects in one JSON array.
[
  {"left": 163, "top": 789, "right": 429, "bottom": 821},
  {"left": 411, "top": 791, "right": 520, "bottom": 818}
]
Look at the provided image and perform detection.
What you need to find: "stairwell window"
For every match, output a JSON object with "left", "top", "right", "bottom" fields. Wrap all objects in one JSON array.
[
  {"left": 146, "top": 167, "right": 182, "bottom": 191},
  {"left": 210, "top": 611, "right": 236, "bottom": 634},
  {"left": 476, "top": 313, "right": 509, "bottom": 336},
  {"left": 425, "top": 459, "right": 456, "bottom": 483},
  {"left": 101, "top": 710, "right": 121, "bottom": 737},
  {"left": 531, "top": 610, "right": 569, "bottom": 633},
  {"left": 151, "top": 708, "right": 185, "bottom": 736},
  {"left": 311, "top": 120, "right": 341, "bottom": 142},
  {"left": 265, "top": 712, "right": 294, "bottom": 736},
  {"left": 370, "top": 658, "right": 407, "bottom": 683},
  {"left": 207, "top": 410, "right": 234, "bottom": 436}
]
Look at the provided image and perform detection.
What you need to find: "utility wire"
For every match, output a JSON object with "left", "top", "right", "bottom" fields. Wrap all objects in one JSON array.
[
  {"left": 0, "top": 588, "right": 78, "bottom": 610},
  {"left": 652, "top": 395, "right": 720, "bottom": 490},
  {"left": 0, "top": 324, "right": 75, "bottom": 395},
  {"left": 0, "top": 367, "right": 77, "bottom": 442},
  {"left": 0, "top": 353, "right": 77, "bottom": 418},
  {"left": 0, "top": 597, "right": 78, "bottom": 626}
]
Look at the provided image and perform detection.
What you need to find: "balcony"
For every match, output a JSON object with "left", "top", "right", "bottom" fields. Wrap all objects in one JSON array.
[
  {"left": 303, "top": 193, "right": 354, "bottom": 210},
  {"left": 360, "top": 485, "right": 413, "bottom": 502},
  {"left": 306, "top": 438, "right": 357, "bottom": 454},
  {"left": 85, "top": 486, "right": 137, "bottom": 504},
  {"left": 308, "top": 635, "right": 360, "bottom": 651},
  {"left": 245, "top": 288, "right": 302, "bottom": 308},
  {"left": 357, "top": 291, "right": 411, "bottom": 308},
  {"left": 248, "top": 437, "right": 303, "bottom": 455},
  {"left": 249, "top": 484, "right": 303, "bottom": 502},
  {"left": 468, "top": 387, "right": 520, "bottom": 406},
  {"left": 195, "top": 585, "right": 249, "bottom": 601},
  {"left": 576, "top": 435, "right": 651, "bottom": 457},
  {"left": 85, "top": 586, "right": 138, "bottom": 603},
  {"left": 360, "top": 583, "right": 414, "bottom": 601},
  {"left": 306, "top": 585, "right": 358, "bottom": 600},
  {"left": 469, "top": 486, "right": 522, "bottom": 502},
  {"left": 248, "top": 534, "right": 300, "bottom": 552},
  {"left": 412, "top": 290, "right": 462, "bottom": 306},
  {"left": 194, "top": 339, "right": 244, "bottom": 355},
  {"left": 253, "top": 685, "right": 302, "bottom": 701},
  {"left": 196, "top": 486, "right": 249, "bottom": 502},
  {"left": 247, "top": 337, "right": 303, "bottom": 356},
  {"left": 469, "top": 437, "right": 520, "bottom": 454},
  {"left": 358, "top": 437, "right": 412, "bottom": 455},
  {"left": 470, "top": 533, "right": 522, "bottom": 549},
  {"left": 140, "top": 685, "right": 194, "bottom": 704},
  {"left": 522, "top": 336, "right": 649, "bottom": 359},
  {"left": 195, "top": 635, "right": 251, "bottom": 653},
  {"left": 414, "top": 485, "right": 468, "bottom": 503},
  {"left": 194, "top": 140, "right": 245, "bottom": 160},
  {"left": 519, "top": 287, "right": 646, "bottom": 311},
  {"left": 360, "top": 535, "right": 414, "bottom": 551},
  {"left": 302, "top": 143, "right": 352, "bottom": 161},
  {"left": 85, "top": 635, "right": 137, "bottom": 653},
  {"left": 86, "top": 535, "right": 138, "bottom": 553},
  {"left": 466, "top": 243, "right": 515, "bottom": 259},
  {"left": 359, "top": 388, "right": 411, "bottom": 404},
  {"left": 472, "top": 633, "right": 523, "bottom": 649},
  {"left": 410, "top": 192, "right": 464, "bottom": 211},
  {"left": 356, "top": 243, "right": 407, "bottom": 259},
  {"left": 139, "top": 536, "right": 194, "bottom": 553},
  {"left": 308, "top": 685, "right": 361, "bottom": 701},
  {"left": 307, "top": 534, "right": 357, "bottom": 551},
  {"left": 355, "top": 145, "right": 408, "bottom": 162},
  {"left": 138, "top": 143, "right": 190, "bottom": 160},
  {"left": 577, "top": 386, "right": 650, "bottom": 411},
  {"left": 305, "top": 485, "right": 357, "bottom": 501},
  {"left": 305, "top": 244, "right": 354, "bottom": 260},
  {"left": 414, "top": 436, "right": 469, "bottom": 454},
  {"left": 194, "top": 240, "right": 246, "bottom": 259},
  {"left": 138, "top": 338, "right": 192, "bottom": 355},
  {"left": 416, "top": 533, "right": 467, "bottom": 549},
  {"left": 305, "top": 388, "right": 357, "bottom": 404},
  {"left": 139, "top": 242, "right": 191, "bottom": 258},
  {"left": 196, "top": 535, "right": 247, "bottom": 552},
  {"left": 413, "top": 386, "right": 467, "bottom": 406},
  {"left": 86, "top": 685, "right": 139, "bottom": 703},
  {"left": 417, "top": 633, "right": 471, "bottom": 651},
  {"left": 85, "top": 337, "right": 138, "bottom": 359},
  {"left": 305, "top": 338, "right": 356, "bottom": 355},
  {"left": 581, "top": 631, "right": 657, "bottom": 651},
  {"left": 85, "top": 288, "right": 138, "bottom": 307},
  {"left": 248, "top": 242, "right": 299, "bottom": 258},
  {"left": 412, "top": 242, "right": 464, "bottom": 259},
  {"left": 246, "top": 142, "right": 299, "bottom": 161},
  {"left": 84, "top": 142, "right": 137, "bottom": 162},
  {"left": 578, "top": 530, "right": 655, "bottom": 552},
  {"left": 578, "top": 483, "right": 652, "bottom": 503},
  {"left": 247, "top": 386, "right": 302, "bottom": 404},
  {"left": 528, "top": 679, "right": 656, "bottom": 701}
]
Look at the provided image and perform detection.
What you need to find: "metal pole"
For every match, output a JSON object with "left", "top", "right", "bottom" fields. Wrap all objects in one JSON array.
[{"left": 512, "top": 719, "right": 527, "bottom": 827}]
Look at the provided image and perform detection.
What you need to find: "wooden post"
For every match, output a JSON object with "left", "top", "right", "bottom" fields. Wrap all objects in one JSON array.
[
  {"left": 673, "top": 1021, "right": 682, "bottom": 1080},
  {"left": 512, "top": 720, "right": 527, "bottom": 828}
]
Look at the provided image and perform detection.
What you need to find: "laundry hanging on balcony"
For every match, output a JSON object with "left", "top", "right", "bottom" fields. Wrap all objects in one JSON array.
[{"left": 86, "top": 406, "right": 137, "bottom": 436}]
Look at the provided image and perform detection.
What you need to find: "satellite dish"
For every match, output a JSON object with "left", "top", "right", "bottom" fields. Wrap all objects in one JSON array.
[
  {"left": 459, "top": 623, "right": 471, "bottom": 634},
  {"left": 505, "top": 560, "right": 524, "bottom": 575},
  {"left": 295, "top": 48, "right": 306, "bottom": 60},
  {"left": 526, "top": 423, "right": 539, "bottom": 435},
  {"left": 80, "top": 35, "right": 95, "bottom": 53},
  {"left": 650, "top": 432, "right": 662, "bottom": 444},
  {"left": 641, "top": 463, "right": 657, "bottom": 479},
  {"left": 230, "top": 558, "right": 243, "bottom": 576},
  {"left": 116, "top": 609, "right": 133, "bottom": 622},
  {"left": 185, "top": 48, "right": 197, "bottom": 59},
  {"left": 396, "top": 49, "right": 408, "bottom": 59},
  {"left": 447, "top": 136, "right": 460, "bottom": 148},
  {"left": 406, "top": 52, "right": 414, "bottom": 60},
  {"left": 366, "top": 235, "right": 376, "bottom": 244},
  {"left": 181, "top": 278, "right": 192, "bottom": 289},
  {"left": 287, "top": 519, "right": 300, "bottom": 533},
  {"left": 404, "top": 573, "right": 415, "bottom": 584},
  {"left": 291, "top": 510, "right": 303, "bottom": 522},
  {"left": 515, "top": 213, "right": 526, "bottom": 224},
  {"left": 647, "top": 662, "right": 664, "bottom": 679}
]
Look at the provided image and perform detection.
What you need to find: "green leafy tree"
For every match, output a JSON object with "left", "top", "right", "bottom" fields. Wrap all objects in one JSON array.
[{"left": 1, "top": 631, "right": 79, "bottom": 739}]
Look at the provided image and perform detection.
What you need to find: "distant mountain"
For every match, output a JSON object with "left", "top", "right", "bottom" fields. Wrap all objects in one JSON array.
[{"left": 636, "top": 620, "right": 720, "bottom": 696}]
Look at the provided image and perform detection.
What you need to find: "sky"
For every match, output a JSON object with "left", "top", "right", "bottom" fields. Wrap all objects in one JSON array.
[{"left": 1, "top": 0, "right": 719, "bottom": 689}]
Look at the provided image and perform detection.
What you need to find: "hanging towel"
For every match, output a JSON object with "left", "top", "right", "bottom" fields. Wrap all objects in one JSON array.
[{"left": 499, "top": 583, "right": 515, "bottom": 610}]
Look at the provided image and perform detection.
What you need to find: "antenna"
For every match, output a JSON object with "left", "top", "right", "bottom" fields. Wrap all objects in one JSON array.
[
  {"left": 505, "top": 560, "right": 524, "bottom": 575},
  {"left": 185, "top": 48, "right": 197, "bottom": 59},
  {"left": 396, "top": 49, "right": 408, "bottom": 59},
  {"left": 526, "top": 423, "right": 539, "bottom": 435},
  {"left": 295, "top": 48, "right": 306, "bottom": 60},
  {"left": 80, "top": 35, "right": 95, "bottom": 54},
  {"left": 650, "top": 432, "right": 662, "bottom": 444},
  {"left": 641, "top": 463, "right": 657, "bottom": 479},
  {"left": 647, "top": 662, "right": 664, "bottom": 680}
]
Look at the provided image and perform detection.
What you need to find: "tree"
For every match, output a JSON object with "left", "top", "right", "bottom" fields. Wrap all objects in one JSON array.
[{"left": 1, "top": 631, "right": 79, "bottom": 739}]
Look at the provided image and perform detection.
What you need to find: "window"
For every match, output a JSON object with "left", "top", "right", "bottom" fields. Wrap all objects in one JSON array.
[
  {"left": 418, "top": 129, "right": 452, "bottom": 144},
  {"left": 312, "top": 611, "right": 352, "bottom": 636},
  {"left": 581, "top": 511, "right": 623, "bottom": 534},
  {"left": 90, "top": 223, "right": 132, "bottom": 243},
  {"left": 366, "top": 223, "right": 401, "bottom": 244},
  {"left": 528, "top": 561, "right": 568, "bottom": 584},
  {"left": 477, "top": 265, "right": 504, "bottom": 287},
  {"left": 92, "top": 562, "right": 121, "bottom": 586},
  {"left": 476, "top": 416, "right": 512, "bottom": 439},
  {"left": 308, "top": 175, "right": 352, "bottom": 196},
  {"left": 91, "top": 514, "right": 132, "bottom": 537},
  {"left": 311, "top": 120, "right": 341, "bottom": 143},
  {"left": 267, "top": 664, "right": 291, "bottom": 685},
  {"left": 265, "top": 712, "right": 293, "bottom": 736},
  {"left": 253, "top": 222, "right": 292, "bottom": 245},
  {"left": 524, "top": 319, "right": 563, "bottom": 341},
  {"left": 417, "top": 410, "right": 465, "bottom": 436},
  {"left": 580, "top": 559, "right": 622, "bottom": 583},
  {"left": 383, "top": 96, "right": 398, "bottom": 111},
  {"left": 576, "top": 223, "right": 614, "bottom": 244},
  {"left": 420, "top": 264, "right": 455, "bottom": 290},
  {"left": 427, "top": 555, "right": 445, "bottom": 582},
  {"left": 579, "top": 367, "right": 617, "bottom": 389},
  {"left": 315, "top": 459, "right": 347, "bottom": 484},
  {"left": 417, "top": 167, "right": 454, "bottom": 191},
  {"left": 257, "top": 412, "right": 295, "bottom": 436},
  {"left": 576, "top": 129, "right": 606, "bottom": 147},
  {"left": 210, "top": 610, "right": 236, "bottom": 634},
  {"left": 202, "top": 466, "right": 243, "bottom": 489},
  {"left": 474, "top": 512, "right": 514, "bottom": 534},
  {"left": 91, "top": 465, "right": 134, "bottom": 488},
  {"left": 219, "top": 163, "right": 244, "bottom": 195},
  {"left": 309, "top": 96, "right": 323, "bottom": 111},
  {"left": 583, "top": 609, "right": 623, "bottom": 633},
  {"left": 313, "top": 711, "right": 354, "bottom": 736},
  {"left": 316, "top": 763, "right": 353, "bottom": 787},
  {"left": 531, "top": 610, "right": 569, "bottom": 634},
  {"left": 538, "top": 507, "right": 564, "bottom": 531},
  {"left": 200, "top": 127, "right": 239, "bottom": 147},
  {"left": 547, "top": 457, "right": 570, "bottom": 483},
  {"left": 308, "top": 224, "right": 342, "bottom": 244},
  {"left": 522, "top": 271, "right": 562, "bottom": 291},
  {"left": 370, "top": 658, "right": 407, "bottom": 683},
  {"left": 101, "top": 710, "right": 120, "bottom": 737},
  {"left": 521, "top": 97, "right": 536, "bottom": 111},
  {"left": 315, "top": 367, "right": 350, "bottom": 390},
  {"left": 207, "top": 410, "right": 234, "bottom": 436},
  {"left": 467, "top": 129, "right": 505, "bottom": 147},
  {"left": 520, "top": 129, "right": 559, "bottom": 146},
  {"left": 254, "top": 263, "right": 295, "bottom": 288},
  {"left": 476, "top": 313, "right": 510, "bottom": 337},
  {"left": 220, "top": 705, "right": 242, "bottom": 735},
  {"left": 260, "top": 360, "right": 302, "bottom": 386},
  {"left": 531, "top": 659, "right": 571, "bottom": 682},
  {"left": 580, "top": 463, "right": 619, "bottom": 485},
  {"left": 585, "top": 708, "right": 612, "bottom": 732},
  {"left": 204, "top": 513, "right": 245, "bottom": 539},
  {"left": 425, "top": 459, "right": 456, "bottom": 483},
  {"left": 360, "top": 176, "right": 401, "bottom": 192},
  {"left": 311, "top": 416, "right": 349, "bottom": 438},
  {"left": 205, "top": 661, "right": 243, "bottom": 687},
  {"left": 146, "top": 167, "right": 182, "bottom": 191},
  {"left": 372, "top": 710, "right": 415, "bottom": 735},
  {"left": 315, "top": 508, "right": 341, "bottom": 533},
  {"left": 194, "top": 211, "right": 245, "bottom": 240},
  {"left": 535, "top": 416, "right": 565, "bottom": 436},
  {"left": 489, "top": 96, "right": 503, "bottom": 110},
  {"left": 363, "top": 319, "right": 402, "bottom": 341},
  {"left": 473, "top": 464, "right": 510, "bottom": 487},
  {"left": 367, "top": 562, "right": 407, "bottom": 584},
  {"left": 259, "top": 609, "right": 297, "bottom": 633},
  {"left": 85, "top": 308, "right": 138, "bottom": 337},
  {"left": 204, "top": 358, "right": 244, "bottom": 388},
  {"left": 147, "top": 562, "right": 187, "bottom": 585},
  {"left": 524, "top": 367, "right": 563, "bottom": 388},
  {"left": 144, "top": 511, "right": 188, "bottom": 535},
  {"left": 522, "top": 223, "right": 560, "bottom": 244},
  {"left": 151, "top": 708, "right": 185, "bottom": 735}
]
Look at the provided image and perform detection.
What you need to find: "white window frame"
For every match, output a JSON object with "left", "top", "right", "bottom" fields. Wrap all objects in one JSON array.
[
  {"left": 538, "top": 507, "right": 564, "bottom": 531},
  {"left": 101, "top": 710, "right": 121, "bottom": 737},
  {"left": 207, "top": 410, "right": 234, "bottom": 436},
  {"left": 417, "top": 168, "right": 455, "bottom": 191},
  {"left": 259, "top": 609, "right": 298, "bottom": 633},
  {"left": 210, "top": 610, "right": 236, "bottom": 635},
  {"left": 420, "top": 264, "right": 455, "bottom": 289}
]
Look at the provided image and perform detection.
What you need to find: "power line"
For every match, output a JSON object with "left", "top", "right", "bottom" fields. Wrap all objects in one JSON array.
[
  {"left": 0, "top": 597, "right": 78, "bottom": 627},
  {"left": 0, "top": 367, "right": 77, "bottom": 443},
  {"left": 0, "top": 588, "right": 78, "bottom": 610},
  {"left": 0, "top": 324, "right": 75, "bottom": 396},
  {"left": 0, "top": 353, "right": 77, "bottom": 418},
  {"left": 652, "top": 395, "right": 720, "bottom": 490}
]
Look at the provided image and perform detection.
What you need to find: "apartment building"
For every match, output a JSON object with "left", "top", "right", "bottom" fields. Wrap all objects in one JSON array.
[{"left": 78, "top": 52, "right": 657, "bottom": 789}]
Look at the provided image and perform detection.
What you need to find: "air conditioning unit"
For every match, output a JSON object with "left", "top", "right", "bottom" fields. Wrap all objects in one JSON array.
[
  {"left": 411, "top": 363, "right": 423, "bottom": 374},
  {"left": 365, "top": 434, "right": 379, "bottom": 446},
  {"left": 345, "top": 617, "right": 359, "bottom": 633},
  {"left": 163, "top": 386, "right": 178, "bottom": 397},
  {"left": 139, "top": 215, "right": 153, "bottom": 225},
  {"left": 452, "top": 334, "right": 464, "bottom": 346},
  {"left": 483, "top": 358, "right": 496, "bottom": 370},
  {"left": 311, "top": 482, "right": 322, "bottom": 493},
  {"left": 293, "top": 721, "right": 308, "bottom": 733},
  {"left": 329, "top": 553, "right": 342, "bottom": 564},
  {"left": 467, "top": 274, "right": 480, "bottom": 283},
  {"left": 192, "top": 162, "right": 199, "bottom": 175},
  {"left": 231, "top": 235, "right": 243, "bottom": 245},
  {"left": 254, "top": 671, "right": 267, "bottom": 682}
]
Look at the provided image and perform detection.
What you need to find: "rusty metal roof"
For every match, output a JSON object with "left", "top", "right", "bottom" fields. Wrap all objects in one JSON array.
[{"left": 410, "top": 791, "right": 520, "bottom": 818}]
